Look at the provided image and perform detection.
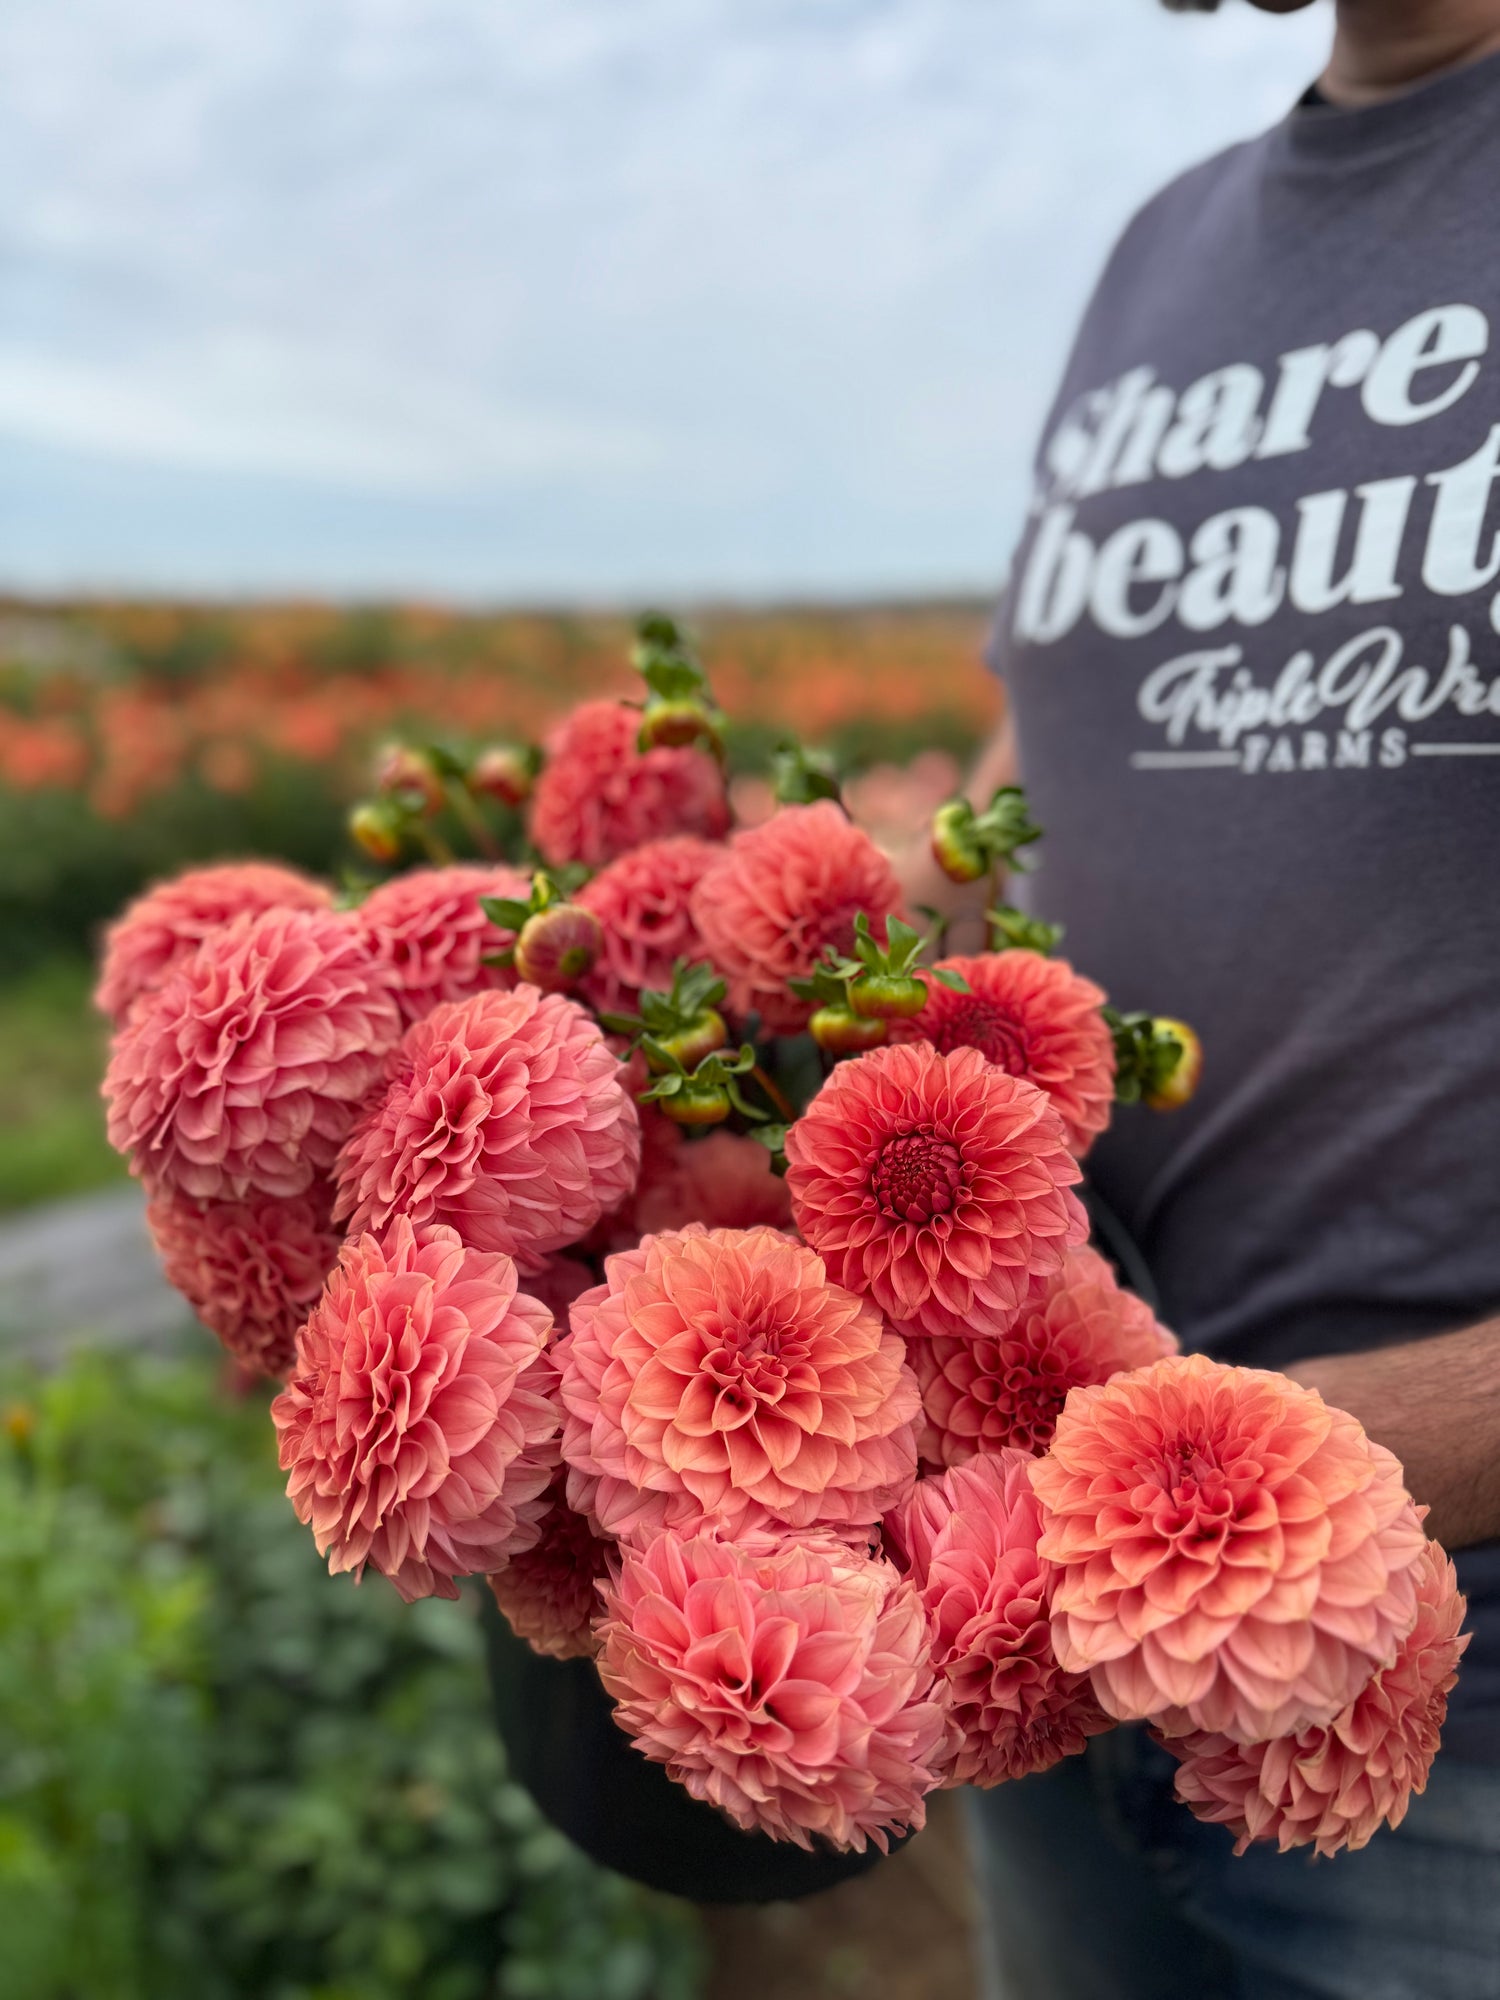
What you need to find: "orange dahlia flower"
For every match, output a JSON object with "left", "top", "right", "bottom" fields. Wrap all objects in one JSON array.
[
  {"left": 350, "top": 862, "right": 531, "bottom": 1025},
  {"left": 784, "top": 1041, "right": 1086, "bottom": 1341},
  {"left": 529, "top": 699, "right": 729, "bottom": 869},
  {"left": 146, "top": 1180, "right": 342, "bottom": 1380},
  {"left": 488, "top": 1473, "right": 615, "bottom": 1660},
  {"left": 914, "top": 1245, "right": 1177, "bottom": 1464},
  {"left": 577, "top": 836, "right": 724, "bottom": 1016},
  {"left": 272, "top": 1218, "right": 560, "bottom": 1602},
  {"left": 1167, "top": 1539, "right": 1468, "bottom": 1855},
  {"left": 105, "top": 905, "right": 401, "bottom": 1202},
  {"left": 891, "top": 950, "right": 1116, "bottom": 1156},
  {"left": 558, "top": 1224, "right": 920, "bottom": 1543},
  {"left": 1031, "top": 1353, "right": 1429, "bottom": 1742},
  {"left": 690, "top": 801, "right": 907, "bottom": 1033},
  {"left": 597, "top": 1525, "right": 950, "bottom": 1851},
  {"left": 887, "top": 1450, "right": 1113, "bottom": 1785},
  {"left": 334, "top": 985, "right": 640, "bottom": 1269},
  {"left": 95, "top": 860, "right": 332, "bottom": 1025}
]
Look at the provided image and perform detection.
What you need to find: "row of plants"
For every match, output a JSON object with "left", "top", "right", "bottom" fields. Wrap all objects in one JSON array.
[{"left": 0, "top": 1345, "right": 704, "bottom": 2000}]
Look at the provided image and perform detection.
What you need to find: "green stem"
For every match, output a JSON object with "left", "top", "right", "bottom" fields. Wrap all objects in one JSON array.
[{"left": 445, "top": 779, "right": 501, "bottom": 859}]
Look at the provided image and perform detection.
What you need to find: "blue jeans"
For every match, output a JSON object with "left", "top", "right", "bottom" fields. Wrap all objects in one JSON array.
[{"left": 968, "top": 1728, "right": 1500, "bottom": 2000}]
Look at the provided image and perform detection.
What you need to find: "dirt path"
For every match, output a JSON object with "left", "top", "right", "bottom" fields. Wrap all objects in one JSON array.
[{"left": 0, "top": 1183, "right": 188, "bottom": 1356}]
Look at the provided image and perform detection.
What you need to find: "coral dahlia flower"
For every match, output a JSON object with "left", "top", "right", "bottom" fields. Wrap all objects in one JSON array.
[
  {"left": 272, "top": 1218, "right": 560, "bottom": 1602},
  {"left": 488, "top": 1474, "right": 615, "bottom": 1660},
  {"left": 596, "top": 1525, "right": 950, "bottom": 1851},
  {"left": 784, "top": 1042, "right": 1086, "bottom": 1342},
  {"left": 350, "top": 862, "right": 532, "bottom": 1025},
  {"left": 529, "top": 699, "right": 729, "bottom": 869},
  {"left": 334, "top": 985, "right": 640, "bottom": 1268},
  {"left": 1030, "top": 1353, "right": 1430, "bottom": 1743},
  {"left": 105, "top": 905, "right": 401, "bottom": 1201},
  {"left": 146, "top": 1180, "right": 342, "bottom": 1380},
  {"left": 628, "top": 1123, "right": 793, "bottom": 1240},
  {"left": 914, "top": 1246, "right": 1177, "bottom": 1465},
  {"left": 95, "top": 860, "right": 332, "bottom": 1025},
  {"left": 887, "top": 1451, "right": 1112, "bottom": 1785},
  {"left": 559, "top": 1224, "right": 920, "bottom": 1543},
  {"left": 577, "top": 836, "right": 724, "bottom": 1016},
  {"left": 690, "top": 802, "right": 907, "bottom": 1033},
  {"left": 891, "top": 950, "right": 1115, "bottom": 1157},
  {"left": 1167, "top": 1539, "right": 1468, "bottom": 1856}
]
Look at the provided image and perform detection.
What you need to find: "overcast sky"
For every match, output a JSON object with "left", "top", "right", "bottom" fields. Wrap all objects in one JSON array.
[{"left": 0, "top": 0, "right": 1328, "bottom": 603}]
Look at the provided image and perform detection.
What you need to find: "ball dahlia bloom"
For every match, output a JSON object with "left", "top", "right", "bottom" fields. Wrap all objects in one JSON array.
[
  {"left": 95, "top": 860, "right": 332, "bottom": 1025},
  {"left": 349, "top": 862, "right": 532, "bottom": 1025},
  {"left": 891, "top": 950, "right": 1115, "bottom": 1157},
  {"left": 690, "top": 802, "right": 908, "bottom": 1033},
  {"left": 529, "top": 699, "right": 729, "bottom": 869},
  {"left": 105, "top": 906, "right": 402, "bottom": 1201},
  {"left": 886, "top": 1451, "right": 1112, "bottom": 1786},
  {"left": 334, "top": 986, "right": 640, "bottom": 1269},
  {"left": 488, "top": 1474, "right": 615, "bottom": 1660},
  {"left": 577, "top": 836, "right": 723, "bottom": 1016},
  {"left": 914, "top": 1246, "right": 1177, "bottom": 1465},
  {"left": 559, "top": 1224, "right": 920, "bottom": 1543},
  {"left": 596, "top": 1525, "right": 950, "bottom": 1851},
  {"left": 271, "top": 1218, "right": 561, "bottom": 1602},
  {"left": 1030, "top": 1352, "right": 1430, "bottom": 1743},
  {"left": 628, "top": 1123, "right": 793, "bottom": 1239},
  {"left": 1167, "top": 1540, "right": 1468, "bottom": 1856},
  {"left": 784, "top": 1041, "right": 1086, "bottom": 1342},
  {"left": 146, "top": 1180, "right": 342, "bottom": 1379}
]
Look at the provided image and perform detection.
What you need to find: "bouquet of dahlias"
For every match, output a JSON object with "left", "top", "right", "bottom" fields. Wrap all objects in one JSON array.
[{"left": 97, "top": 615, "right": 1466, "bottom": 1877}]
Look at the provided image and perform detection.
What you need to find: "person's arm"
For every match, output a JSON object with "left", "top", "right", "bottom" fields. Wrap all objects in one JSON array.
[
  {"left": 1287, "top": 1323, "right": 1500, "bottom": 1550},
  {"left": 897, "top": 712, "right": 1018, "bottom": 950}
]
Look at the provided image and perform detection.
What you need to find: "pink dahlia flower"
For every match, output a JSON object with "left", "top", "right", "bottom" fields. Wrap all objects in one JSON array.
[
  {"left": 95, "top": 860, "right": 332, "bottom": 1025},
  {"left": 350, "top": 862, "right": 532, "bottom": 1025},
  {"left": 597, "top": 1525, "right": 950, "bottom": 1851},
  {"left": 891, "top": 951, "right": 1115, "bottom": 1156},
  {"left": 1167, "top": 1539, "right": 1468, "bottom": 1855},
  {"left": 577, "top": 836, "right": 724, "bottom": 1016},
  {"left": 1030, "top": 1352, "right": 1430, "bottom": 1743},
  {"left": 146, "top": 1180, "right": 342, "bottom": 1379},
  {"left": 334, "top": 986, "right": 640, "bottom": 1268},
  {"left": 105, "top": 906, "right": 401, "bottom": 1201},
  {"left": 886, "top": 1451, "right": 1112, "bottom": 1786},
  {"left": 529, "top": 700, "right": 729, "bottom": 869},
  {"left": 784, "top": 1041, "right": 1086, "bottom": 1342},
  {"left": 628, "top": 1123, "right": 793, "bottom": 1239},
  {"left": 914, "top": 1246, "right": 1177, "bottom": 1465},
  {"left": 271, "top": 1218, "right": 560, "bottom": 1601},
  {"left": 488, "top": 1475, "right": 615, "bottom": 1660},
  {"left": 559, "top": 1224, "right": 920, "bottom": 1543},
  {"left": 690, "top": 802, "right": 907, "bottom": 1033}
]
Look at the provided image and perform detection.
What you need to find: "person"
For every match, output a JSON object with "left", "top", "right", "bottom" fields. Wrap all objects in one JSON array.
[{"left": 911, "top": 3, "right": 1500, "bottom": 1994}]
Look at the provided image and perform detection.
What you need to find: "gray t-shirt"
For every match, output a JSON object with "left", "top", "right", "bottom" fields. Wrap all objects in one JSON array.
[{"left": 991, "top": 52, "right": 1500, "bottom": 1757}]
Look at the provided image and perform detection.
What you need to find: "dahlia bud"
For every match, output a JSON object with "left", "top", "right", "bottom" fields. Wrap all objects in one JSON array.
[
  {"left": 930, "top": 800, "right": 989, "bottom": 884},
  {"left": 848, "top": 972, "right": 928, "bottom": 1021},
  {"left": 646, "top": 1007, "right": 729, "bottom": 1073},
  {"left": 655, "top": 1076, "right": 734, "bottom": 1126},
  {"left": 810, "top": 1004, "right": 888, "bottom": 1054},
  {"left": 349, "top": 800, "right": 405, "bottom": 865},
  {"left": 638, "top": 697, "right": 724, "bottom": 757},
  {"left": 374, "top": 742, "right": 443, "bottom": 815},
  {"left": 513, "top": 902, "right": 604, "bottom": 991},
  {"left": 1145, "top": 1017, "right": 1203, "bottom": 1111},
  {"left": 470, "top": 743, "right": 535, "bottom": 808}
]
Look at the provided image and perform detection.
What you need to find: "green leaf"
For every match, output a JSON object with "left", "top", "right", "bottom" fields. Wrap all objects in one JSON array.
[
  {"left": 480, "top": 896, "right": 533, "bottom": 932},
  {"left": 930, "top": 966, "right": 970, "bottom": 993}
]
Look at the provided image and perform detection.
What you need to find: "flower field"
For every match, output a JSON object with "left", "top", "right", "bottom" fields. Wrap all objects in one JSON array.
[{"left": 0, "top": 598, "right": 996, "bottom": 964}]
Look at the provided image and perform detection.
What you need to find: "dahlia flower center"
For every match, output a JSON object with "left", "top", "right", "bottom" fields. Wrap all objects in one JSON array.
[
  {"left": 700, "top": 1311, "right": 808, "bottom": 1413},
  {"left": 1151, "top": 1436, "right": 1239, "bottom": 1552},
  {"left": 936, "top": 996, "right": 1030, "bottom": 1074},
  {"left": 809, "top": 898, "right": 866, "bottom": 961},
  {"left": 870, "top": 1127, "right": 968, "bottom": 1225}
]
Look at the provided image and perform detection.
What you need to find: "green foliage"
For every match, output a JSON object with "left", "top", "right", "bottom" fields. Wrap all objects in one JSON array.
[
  {"left": 0, "top": 956, "right": 125, "bottom": 1210},
  {"left": 0, "top": 1350, "right": 705, "bottom": 2000}
]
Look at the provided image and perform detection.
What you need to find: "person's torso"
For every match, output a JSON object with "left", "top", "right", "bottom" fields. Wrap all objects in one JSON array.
[{"left": 991, "top": 55, "right": 1500, "bottom": 1754}]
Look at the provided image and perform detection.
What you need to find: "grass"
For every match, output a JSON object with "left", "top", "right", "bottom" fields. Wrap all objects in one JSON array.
[{"left": 0, "top": 956, "right": 125, "bottom": 1212}]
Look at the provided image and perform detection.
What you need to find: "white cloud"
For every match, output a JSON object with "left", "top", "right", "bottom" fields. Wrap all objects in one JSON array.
[{"left": 0, "top": 0, "right": 1330, "bottom": 595}]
